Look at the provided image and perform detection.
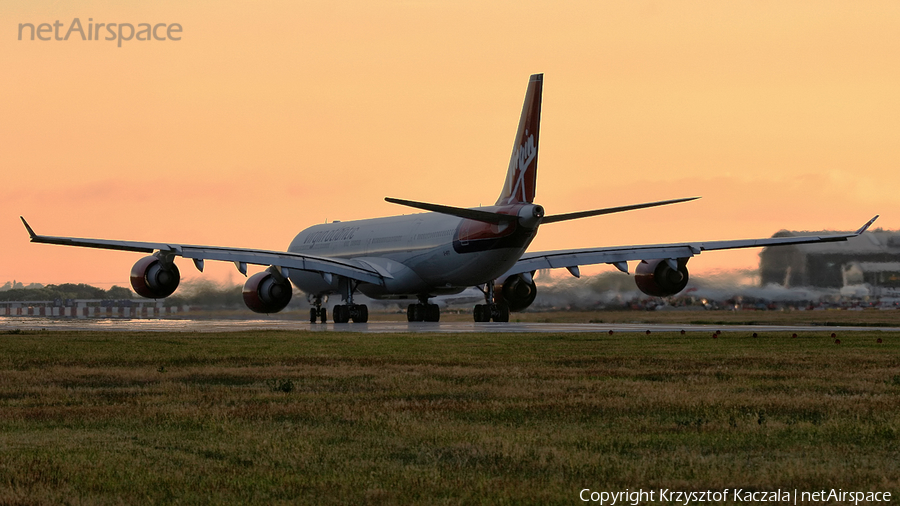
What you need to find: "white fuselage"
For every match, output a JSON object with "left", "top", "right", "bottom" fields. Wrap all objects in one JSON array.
[{"left": 286, "top": 208, "right": 538, "bottom": 300}]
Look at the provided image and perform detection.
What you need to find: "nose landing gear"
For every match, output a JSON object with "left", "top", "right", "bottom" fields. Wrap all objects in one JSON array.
[
  {"left": 308, "top": 295, "right": 328, "bottom": 323},
  {"left": 309, "top": 306, "right": 327, "bottom": 323}
]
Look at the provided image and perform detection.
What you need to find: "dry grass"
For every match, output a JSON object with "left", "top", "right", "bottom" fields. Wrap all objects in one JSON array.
[{"left": 0, "top": 329, "right": 897, "bottom": 504}]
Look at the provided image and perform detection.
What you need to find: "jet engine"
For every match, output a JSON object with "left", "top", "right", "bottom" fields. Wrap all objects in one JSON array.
[
  {"left": 634, "top": 259, "right": 689, "bottom": 297},
  {"left": 497, "top": 273, "right": 538, "bottom": 312},
  {"left": 130, "top": 255, "right": 180, "bottom": 298},
  {"left": 242, "top": 269, "right": 292, "bottom": 314}
]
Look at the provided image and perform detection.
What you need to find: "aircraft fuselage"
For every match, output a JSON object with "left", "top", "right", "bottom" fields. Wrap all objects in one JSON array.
[{"left": 286, "top": 204, "right": 539, "bottom": 299}]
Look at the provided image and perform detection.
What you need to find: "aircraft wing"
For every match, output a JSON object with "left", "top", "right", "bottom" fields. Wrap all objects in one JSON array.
[
  {"left": 504, "top": 215, "right": 880, "bottom": 277},
  {"left": 19, "top": 218, "right": 385, "bottom": 285}
]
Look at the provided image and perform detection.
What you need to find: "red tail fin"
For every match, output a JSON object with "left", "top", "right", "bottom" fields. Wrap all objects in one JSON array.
[{"left": 496, "top": 74, "right": 543, "bottom": 205}]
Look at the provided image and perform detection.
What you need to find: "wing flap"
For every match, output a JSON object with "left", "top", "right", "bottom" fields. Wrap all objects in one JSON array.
[{"left": 179, "top": 247, "right": 383, "bottom": 284}]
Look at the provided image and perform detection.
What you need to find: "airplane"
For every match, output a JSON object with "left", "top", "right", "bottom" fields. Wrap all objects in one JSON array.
[{"left": 20, "top": 74, "right": 879, "bottom": 324}]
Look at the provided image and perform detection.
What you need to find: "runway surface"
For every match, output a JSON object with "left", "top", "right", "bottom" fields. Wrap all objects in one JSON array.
[{"left": 2, "top": 317, "right": 899, "bottom": 333}]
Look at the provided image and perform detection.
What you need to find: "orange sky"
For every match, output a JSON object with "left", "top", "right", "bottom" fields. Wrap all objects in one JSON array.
[{"left": 2, "top": 1, "right": 898, "bottom": 288}]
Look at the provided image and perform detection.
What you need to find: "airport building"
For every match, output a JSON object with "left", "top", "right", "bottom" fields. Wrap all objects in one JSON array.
[
  {"left": 759, "top": 229, "right": 900, "bottom": 289},
  {"left": 0, "top": 299, "right": 184, "bottom": 318}
]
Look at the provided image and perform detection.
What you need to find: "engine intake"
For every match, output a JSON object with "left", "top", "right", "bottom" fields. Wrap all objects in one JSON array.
[
  {"left": 243, "top": 270, "right": 293, "bottom": 314},
  {"left": 634, "top": 259, "right": 689, "bottom": 297},
  {"left": 498, "top": 273, "right": 538, "bottom": 312},
  {"left": 130, "top": 255, "right": 180, "bottom": 298}
]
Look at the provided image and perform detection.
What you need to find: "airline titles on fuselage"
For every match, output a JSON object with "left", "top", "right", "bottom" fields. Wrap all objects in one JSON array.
[{"left": 303, "top": 226, "right": 360, "bottom": 245}]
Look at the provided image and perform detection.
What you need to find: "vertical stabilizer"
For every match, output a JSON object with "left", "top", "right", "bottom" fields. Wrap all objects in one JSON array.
[{"left": 496, "top": 73, "right": 543, "bottom": 205}]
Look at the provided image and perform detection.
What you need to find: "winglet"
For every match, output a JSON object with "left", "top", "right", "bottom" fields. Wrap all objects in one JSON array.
[
  {"left": 855, "top": 215, "right": 879, "bottom": 235},
  {"left": 20, "top": 217, "right": 36, "bottom": 240}
]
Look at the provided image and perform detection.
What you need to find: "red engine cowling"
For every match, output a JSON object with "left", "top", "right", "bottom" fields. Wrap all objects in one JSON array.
[
  {"left": 130, "top": 256, "right": 180, "bottom": 298},
  {"left": 634, "top": 259, "right": 689, "bottom": 297},
  {"left": 497, "top": 273, "right": 538, "bottom": 312},
  {"left": 242, "top": 271, "right": 292, "bottom": 314}
]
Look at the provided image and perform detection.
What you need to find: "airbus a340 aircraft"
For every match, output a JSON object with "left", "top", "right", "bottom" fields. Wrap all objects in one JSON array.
[{"left": 22, "top": 74, "right": 878, "bottom": 323}]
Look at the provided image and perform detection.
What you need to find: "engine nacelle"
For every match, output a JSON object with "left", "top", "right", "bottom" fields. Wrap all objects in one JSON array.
[
  {"left": 497, "top": 273, "right": 538, "bottom": 312},
  {"left": 242, "top": 270, "right": 292, "bottom": 314},
  {"left": 130, "top": 255, "right": 180, "bottom": 298},
  {"left": 634, "top": 259, "right": 689, "bottom": 297}
]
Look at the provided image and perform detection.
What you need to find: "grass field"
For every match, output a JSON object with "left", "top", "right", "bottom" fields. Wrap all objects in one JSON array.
[{"left": 0, "top": 329, "right": 898, "bottom": 504}]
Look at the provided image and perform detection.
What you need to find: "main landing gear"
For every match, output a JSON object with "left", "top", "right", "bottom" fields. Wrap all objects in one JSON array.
[
  {"left": 407, "top": 295, "right": 440, "bottom": 322},
  {"left": 473, "top": 280, "right": 509, "bottom": 322},
  {"left": 308, "top": 279, "right": 369, "bottom": 324},
  {"left": 332, "top": 303, "right": 368, "bottom": 323},
  {"left": 333, "top": 277, "right": 368, "bottom": 323}
]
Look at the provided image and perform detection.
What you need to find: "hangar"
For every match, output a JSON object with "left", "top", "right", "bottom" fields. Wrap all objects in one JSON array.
[{"left": 759, "top": 229, "right": 900, "bottom": 288}]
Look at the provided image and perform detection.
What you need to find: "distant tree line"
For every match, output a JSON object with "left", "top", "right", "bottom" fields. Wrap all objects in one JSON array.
[
  {"left": 1, "top": 281, "right": 45, "bottom": 291},
  {"left": 0, "top": 280, "right": 253, "bottom": 308},
  {"left": 0, "top": 283, "right": 135, "bottom": 302},
  {"left": 0, "top": 279, "right": 271, "bottom": 309},
  {"left": 166, "top": 280, "right": 245, "bottom": 309}
]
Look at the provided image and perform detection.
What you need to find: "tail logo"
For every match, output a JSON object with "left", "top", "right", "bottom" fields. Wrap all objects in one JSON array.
[{"left": 507, "top": 131, "right": 536, "bottom": 204}]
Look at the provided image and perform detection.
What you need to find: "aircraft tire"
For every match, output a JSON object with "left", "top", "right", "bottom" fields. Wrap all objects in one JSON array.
[
  {"left": 333, "top": 305, "right": 349, "bottom": 323},
  {"left": 352, "top": 304, "right": 369, "bottom": 323},
  {"left": 425, "top": 304, "right": 440, "bottom": 322},
  {"left": 473, "top": 304, "right": 490, "bottom": 322},
  {"left": 309, "top": 308, "right": 317, "bottom": 323},
  {"left": 493, "top": 303, "right": 510, "bottom": 323},
  {"left": 319, "top": 307, "right": 327, "bottom": 323}
]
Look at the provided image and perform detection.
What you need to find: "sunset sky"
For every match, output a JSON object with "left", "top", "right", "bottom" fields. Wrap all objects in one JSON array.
[{"left": 2, "top": 1, "right": 898, "bottom": 288}]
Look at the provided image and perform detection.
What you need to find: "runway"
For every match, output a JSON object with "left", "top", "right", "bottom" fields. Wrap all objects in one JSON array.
[{"left": 2, "top": 317, "right": 899, "bottom": 333}]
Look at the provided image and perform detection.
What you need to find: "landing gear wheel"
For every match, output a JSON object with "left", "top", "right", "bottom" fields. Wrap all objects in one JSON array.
[
  {"left": 310, "top": 307, "right": 329, "bottom": 324},
  {"left": 407, "top": 304, "right": 420, "bottom": 322},
  {"left": 473, "top": 303, "right": 509, "bottom": 322},
  {"left": 333, "top": 305, "right": 349, "bottom": 324},
  {"left": 425, "top": 303, "right": 440, "bottom": 322},
  {"left": 494, "top": 303, "right": 510, "bottom": 323},
  {"left": 407, "top": 303, "right": 439, "bottom": 322},
  {"left": 473, "top": 304, "right": 490, "bottom": 322},
  {"left": 351, "top": 304, "right": 369, "bottom": 323},
  {"left": 334, "top": 304, "right": 367, "bottom": 323}
]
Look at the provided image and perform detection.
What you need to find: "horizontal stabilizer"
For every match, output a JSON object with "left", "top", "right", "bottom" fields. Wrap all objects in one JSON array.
[
  {"left": 543, "top": 197, "right": 700, "bottom": 224},
  {"left": 384, "top": 197, "right": 516, "bottom": 224}
]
